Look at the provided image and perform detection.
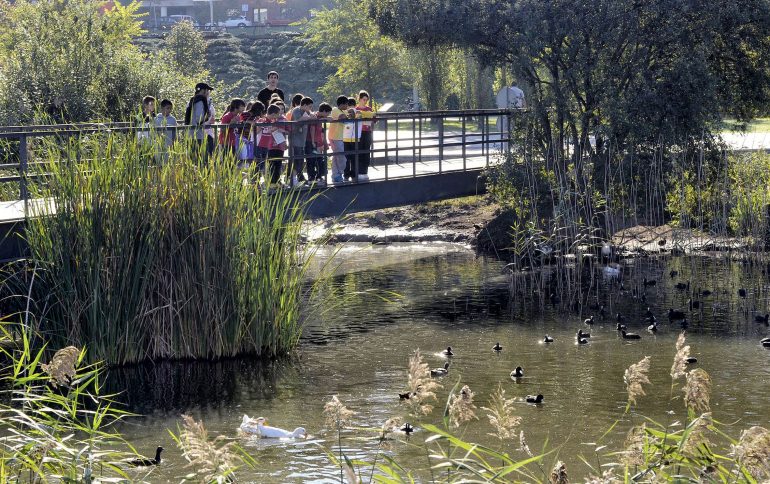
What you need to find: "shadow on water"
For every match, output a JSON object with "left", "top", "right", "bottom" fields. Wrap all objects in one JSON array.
[
  {"left": 106, "top": 248, "right": 770, "bottom": 481},
  {"left": 105, "top": 356, "right": 302, "bottom": 415}
]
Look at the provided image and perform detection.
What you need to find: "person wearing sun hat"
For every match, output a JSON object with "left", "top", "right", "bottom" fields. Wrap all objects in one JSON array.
[{"left": 185, "top": 82, "right": 215, "bottom": 163}]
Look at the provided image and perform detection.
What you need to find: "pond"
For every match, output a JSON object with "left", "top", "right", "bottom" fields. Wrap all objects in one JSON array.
[{"left": 113, "top": 244, "right": 770, "bottom": 482}]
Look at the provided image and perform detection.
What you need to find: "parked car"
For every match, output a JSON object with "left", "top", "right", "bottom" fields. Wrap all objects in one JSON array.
[
  {"left": 154, "top": 15, "right": 199, "bottom": 29},
  {"left": 219, "top": 16, "right": 253, "bottom": 28}
]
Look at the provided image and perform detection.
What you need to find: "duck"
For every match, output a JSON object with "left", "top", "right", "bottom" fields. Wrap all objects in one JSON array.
[
  {"left": 430, "top": 362, "right": 450, "bottom": 377},
  {"left": 510, "top": 366, "right": 524, "bottom": 378},
  {"left": 526, "top": 394, "right": 544, "bottom": 404},
  {"left": 668, "top": 308, "right": 686, "bottom": 321},
  {"left": 399, "top": 422, "right": 415, "bottom": 435},
  {"left": 398, "top": 391, "right": 416, "bottom": 400},
  {"left": 126, "top": 447, "right": 163, "bottom": 467},
  {"left": 616, "top": 323, "right": 627, "bottom": 331},
  {"left": 577, "top": 329, "right": 591, "bottom": 339},
  {"left": 686, "top": 357, "right": 698, "bottom": 364},
  {"left": 669, "top": 270, "right": 678, "bottom": 279},
  {"left": 621, "top": 330, "right": 641, "bottom": 340},
  {"left": 441, "top": 346, "right": 454, "bottom": 357},
  {"left": 583, "top": 315, "right": 595, "bottom": 325},
  {"left": 761, "top": 337, "right": 770, "bottom": 344},
  {"left": 644, "top": 307, "right": 654, "bottom": 318},
  {"left": 492, "top": 342, "right": 503, "bottom": 352},
  {"left": 647, "top": 322, "right": 658, "bottom": 332},
  {"left": 543, "top": 335, "right": 554, "bottom": 343},
  {"left": 755, "top": 314, "right": 769, "bottom": 324},
  {"left": 700, "top": 289, "right": 712, "bottom": 297},
  {"left": 763, "top": 340, "right": 770, "bottom": 348},
  {"left": 240, "top": 416, "right": 306, "bottom": 439},
  {"left": 642, "top": 277, "right": 656, "bottom": 287},
  {"left": 675, "top": 281, "right": 690, "bottom": 291}
]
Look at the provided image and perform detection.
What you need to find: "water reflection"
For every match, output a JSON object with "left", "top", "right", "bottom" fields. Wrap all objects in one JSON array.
[{"left": 113, "top": 247, "right": 770, "bottom": 481}]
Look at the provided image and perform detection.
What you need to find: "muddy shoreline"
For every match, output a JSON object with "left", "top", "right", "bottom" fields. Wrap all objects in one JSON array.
[{"left": 306, "top": 195, "right": 754, "bottom": 258}]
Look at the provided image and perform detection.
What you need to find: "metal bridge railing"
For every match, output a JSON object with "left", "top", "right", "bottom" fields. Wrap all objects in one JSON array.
[{"left": 0, "top": 108, "right": 522, "bottom": 219}]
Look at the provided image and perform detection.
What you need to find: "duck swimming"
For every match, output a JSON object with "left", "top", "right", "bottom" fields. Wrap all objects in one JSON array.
[
  {"left": 668, "top": 308, "right": 686, "bottom": 320},
  {"left": 240, "top": 416, "right": 306, "bottom": 439},
  {"left": 126, "top": 447, "right": 163, "bottom": 467},
  {"left": 577, "top": 329, "right": 591, "bottom": 339},
  {"left": 510, "top": 366, "right": 524, "bottom": 378},
  {"left": 431, "top": 362, "right": 450, "bottom": 377},
  {"left": 492, "top": 342, "right": 503, "bottom": 352},
  {"left": 441, "top": 346, "right": 454, "bottom": 357},
  {"left": 621, "top": 330, "right": 641, "bottom": 340},
  {"left": 583, "top": 315, "right": 595, "bottom": 325},
  {"left": 399, "top": 422, "right": 415, "bottom": 435},
  {"left": 526, "top": 394, "right": 543, "bottom": 404},
  {"left": 647, "top": 322, "right": 658, "bottom": 332},
  {"left": 543, "top": 335, "right": 554, "bottom": 343}
]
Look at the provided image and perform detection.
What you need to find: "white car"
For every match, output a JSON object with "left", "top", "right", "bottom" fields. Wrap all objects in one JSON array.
[{"left": 219, "top": 16, "right": 252, "bottom": 28}]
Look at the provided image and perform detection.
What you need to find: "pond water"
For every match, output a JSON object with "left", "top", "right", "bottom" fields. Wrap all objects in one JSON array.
[{"left": 113, "top": 244, "right": 770, "bottom": 482}]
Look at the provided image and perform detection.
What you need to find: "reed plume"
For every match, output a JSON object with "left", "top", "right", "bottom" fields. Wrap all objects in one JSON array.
[
  {"left": 405, "top": 349, "right": 441, "bottom": 416},
  {"left": 519, "top": 430, "right": 533, "bottom": 457},
  {"left": 681, "top": 412, "right": 713, "bottom": 458},
  {"left": 323, "top": 395, "right": 355, "bottom": 429},
  {"left": 624, "top": 356, "right": 651, "bottom": 405},
  {"left": 683, "top": 368, "right": 711, "bottom": 414},
  {"left": 549, "top": 460, "right": 569, "bottom": 484},
  {"left": 481, "top": 383, "right": 521, "bottom": 441},
  {"left": 670, "top": 331, "right": 690, "bottom": 380},
  {"left": 733, "top": 426, "right": 770, "bottom": 480},
  {"left": 177, "top": 414, "right": 238, "bottom": 482},
  {"left": 41, "top": 346, "right": 80, "bottom": 388},
  {"left": 448, "top": 384, "right": 478, "bottom": 428},
  {"left": 622, "top": 423, "right": 646, "bottom": 467}
]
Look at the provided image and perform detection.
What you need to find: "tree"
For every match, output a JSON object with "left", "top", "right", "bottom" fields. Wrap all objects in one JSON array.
[
  {"left": 161, "top": 20, "right": 207, "bottom": 78},
  {"left": 371, "top": 0, "right": 770, "bottom": 227},
  {"left": 303, "top": 0, "right": 409, "bottom": 103},
  {"left": 0, "top": 0, "right": 202, "bottom": 123}
]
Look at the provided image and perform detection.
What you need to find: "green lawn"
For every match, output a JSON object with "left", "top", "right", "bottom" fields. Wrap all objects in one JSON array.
[{"left": 721, "top": 117, "right": 770, "bottom": 133}]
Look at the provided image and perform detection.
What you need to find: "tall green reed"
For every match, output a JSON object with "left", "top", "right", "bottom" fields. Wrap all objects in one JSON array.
[
  {"left": 0, "top": 322, "right": 134, "bottom": 482},
  {"left": 18, "top": 129, "right": 318, "bottom": 364}
]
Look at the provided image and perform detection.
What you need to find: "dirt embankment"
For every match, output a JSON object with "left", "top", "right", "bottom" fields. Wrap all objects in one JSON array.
[{"left": 309, "top": 195, "right": 502, "bottom": 246}]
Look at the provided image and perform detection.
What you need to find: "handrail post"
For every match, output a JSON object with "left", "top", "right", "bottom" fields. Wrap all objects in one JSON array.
[
  {"left": 384, "top": 114, "right": 389, "bottom": 181},
  {"left": 18, "top": 134, "right": 28, "bottom": 214},
  {"left": 462, "top": 115, "right": 466, "bottom": 171},
  {"left": 438, "top": 115, "right": 444, "bottom": 174}
]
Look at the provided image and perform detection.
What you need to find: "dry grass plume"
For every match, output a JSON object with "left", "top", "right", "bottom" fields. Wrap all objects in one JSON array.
[
  {"left": 448, "top": 384, "right": 478, "bottom": 428},
  {"left": 624, "top": 356, "right": 651, "bottom": 405},
  {"left": 481, "top": 384, "right": 522, "bottom": 441}
]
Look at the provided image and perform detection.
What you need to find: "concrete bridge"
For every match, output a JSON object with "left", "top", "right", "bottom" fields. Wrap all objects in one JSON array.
[{"left": 0, "top": 109, "right": 518, "bottom": 260}]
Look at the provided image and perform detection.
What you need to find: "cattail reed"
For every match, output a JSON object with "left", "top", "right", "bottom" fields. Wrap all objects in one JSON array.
[{"left": 20, "top": 132, "right": 320, "bottom": 364}]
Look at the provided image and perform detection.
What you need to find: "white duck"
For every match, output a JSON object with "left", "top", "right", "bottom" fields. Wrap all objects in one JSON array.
[{"left": 240, "top": 415, "right": 307, "bottom": 439}]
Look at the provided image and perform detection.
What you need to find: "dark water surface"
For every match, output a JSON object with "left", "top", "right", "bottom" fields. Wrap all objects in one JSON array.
[{"left": 114, "top": 245, "right": 770, "bottom": 482}]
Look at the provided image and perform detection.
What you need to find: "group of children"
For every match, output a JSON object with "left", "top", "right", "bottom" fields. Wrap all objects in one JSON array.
[{"left": 137, "top": 72, "right": 376, "bottom": 187}]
